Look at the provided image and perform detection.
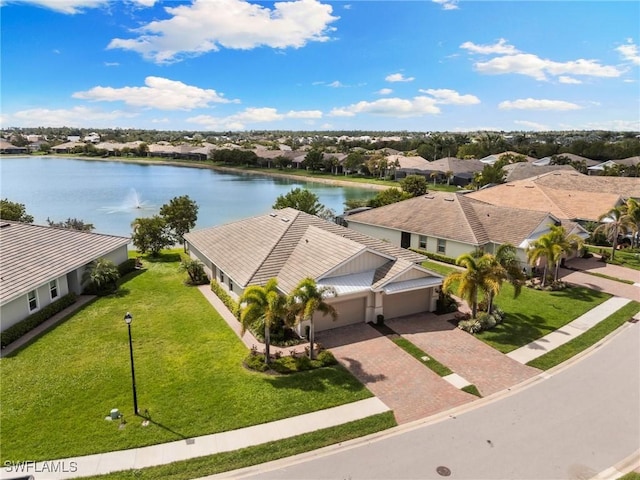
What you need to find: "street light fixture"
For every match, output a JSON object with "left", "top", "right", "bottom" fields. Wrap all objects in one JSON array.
[{"left": 124, "top": 312, "right": 138, "bottom": 415}]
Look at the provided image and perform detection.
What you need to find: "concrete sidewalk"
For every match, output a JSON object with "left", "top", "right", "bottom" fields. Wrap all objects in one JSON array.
[
  {"left": 507, "top": 296, "right": 633, "bottom": 364},
  {"left": 0, "top": 398, "right": 389, "bottom": 480}
]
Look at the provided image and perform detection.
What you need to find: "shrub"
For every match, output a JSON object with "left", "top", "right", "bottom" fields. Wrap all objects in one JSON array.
[
  {"left": 1, "top": 293, "right": 77, "bottom": 348},
  {"left": 457, "top": 318, "right": 482, "bottom": 334},
  {"left": 118, "top": 258, "right": 137, "bottom": 277},
  {"left": 210, "top": 280, "right": 239, "bottom": 317},
  {"left": 244, "top": 349, "right": 338, "bottom": 373},
  {"left": 179, "top": 258, "right": 209, "bottom": 285},
  {"left": 477, "top": 312, "right": 497, "bottom": 330},
  {"left": 244, "top": 353, "right": 268, "bottom": 372},
  {"left": 436, "top": 290, "right": 458, "bottom": 314},
  {"left": 410, "top": 249, "right": 457, "bottom": 265},
  {"left": 316, "top": 350, "right": 337, "bottom": 366}
]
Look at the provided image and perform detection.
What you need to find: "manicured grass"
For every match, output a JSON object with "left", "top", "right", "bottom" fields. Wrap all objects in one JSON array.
[
  {"left": 391, "top": 337, "right": 453, "bottom": 377},
  {"left": 421, "top": 260, "right": 458, "bottom": 276},
  {"left": 0, "top": 252, "right": 371, "bottom": 462},
  {"left": 586, "top": 245, "right": 640, "bottom": 271},
  {"left": 461, "top": 384, "right": 482, "bottom": 397},
  {"left": 83, "top": 412, "right": 397, "bottom": 480},
  {"left": 527, "top": 301, "right": 640, "bottom": 370},
  {"left": 618, "top": 472, "right": 640, "bottom": 480},
  {"left": 583, "top": 271, "right": 635, "bottom": 285},
  {"left": 475, "top": 284, "right": 611, "bottom": 353}
]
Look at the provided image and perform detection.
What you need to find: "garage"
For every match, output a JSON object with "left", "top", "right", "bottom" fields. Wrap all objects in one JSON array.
[
  {"left": 314, "top": 296, "right": 366, "bottom": 331},
  {"left": 383, "top": 289, "right": 431, "bottom": 319}
]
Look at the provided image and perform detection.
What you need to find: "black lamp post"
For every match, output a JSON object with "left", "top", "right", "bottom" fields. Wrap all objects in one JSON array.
[{"left": 124, "top": 312, "right": 138, "bottom": 415}]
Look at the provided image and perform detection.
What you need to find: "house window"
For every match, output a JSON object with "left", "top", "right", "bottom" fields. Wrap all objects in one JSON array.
[
  {"left": 419, "top": 235, "right": 427, "bottom": 249},
  {"left": 229, "top": 280, "right": 234, "bottom": 292},
  {"left": 437, "top": 239, "right": 446, "bottom": 254},
  {"left": 50, "top": 280, "right": 59, "bottom": 300},
  {"left": 220, "top": 271, "right": 225, "bottom": 283},
  {"left": 28, "top": 290, "right": 38, "bottom": 312}
]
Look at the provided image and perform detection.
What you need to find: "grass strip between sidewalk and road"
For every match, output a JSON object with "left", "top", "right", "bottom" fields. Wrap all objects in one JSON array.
[
  {"left": 82, "top": 412, "right": 397, "bottom": 480},
  {"left": 527, "top": 301, "right": 640, "bottom": 371}
]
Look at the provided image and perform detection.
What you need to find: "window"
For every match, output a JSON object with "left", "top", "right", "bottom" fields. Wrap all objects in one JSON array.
[
  {"left": 28, "top": 290, "right": 38, "bottom": 312},
  {"left": 220, "top": 271, "right": 225, "bottom": 283},
  {"left": 229, "top": 280, "right": 234, "bottom": 292},
  {"left": 419, "top": 235, "right": 427, "bottom": 249},
  {"left": 437, "top": 239, "right": 446, "bottom": 254},
  {"left": 50, "top": 280, "right": 59, "bottom": 300}
]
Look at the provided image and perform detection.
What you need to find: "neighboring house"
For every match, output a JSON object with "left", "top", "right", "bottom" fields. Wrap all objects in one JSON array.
[
  {"left": 503, "top": 163, "right": 576, "bottom": 182},
  {"left": 466, "top": 170, "right": 639, "bottom": 223},
  {"left": 390, "top": 154, "right": 431, "bottom": 178},
  {"left": 588, "top": 156, "right": 640, "bottom": 175},
  {"left": 344, "top": 192, "right": 587, "bottom": 270},
  {"left": 420, "top": 157, "right": 485, "bottom": 186},
  {"left": 51, "top": 141, "right": 85, "bottom": 153},
  {"left": 184, "top": 208, "right": 443, "bottom": 333},
  {"left": 533, "top": 153, "right": 598, "bottom": 167},
  {"left": 479, "top": 151, "right": 537, "bottom": 165},
  {"left": 0, "top": 140, "right": 28, "bottom": 155},
  {"left": 0, "top": 221, "right": 130, "bottom": 332}
]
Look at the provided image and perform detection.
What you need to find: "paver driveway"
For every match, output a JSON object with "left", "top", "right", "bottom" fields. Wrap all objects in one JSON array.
[
  {"left": 317, "top": 324, "right": 474, "bottom": 424},
  {"left": 387, "top": 313, "right": 540, "bottom": 396},
  {"left": 318, "top": 313, "right": 541, "bottom": 424}
]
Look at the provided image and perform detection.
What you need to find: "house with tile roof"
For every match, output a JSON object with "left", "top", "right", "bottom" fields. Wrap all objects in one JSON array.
[
  {"left": 343, "top": 192, "right": 586, "bottom": 269},
  {"left": 184, "top": 208, "right": 443, "bottom": 332},
  {"left": 466, "top": 170, "right": 639, "bottom": 222},
  {"left": 0, "top": 221, "right": 130, "bottom": 331}
]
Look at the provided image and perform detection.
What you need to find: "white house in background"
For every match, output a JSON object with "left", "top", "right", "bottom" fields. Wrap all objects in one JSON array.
[
  {"left": 344, "top": 192, "right": 588, "bottom": 270},
  {"left": 0, "top": 221, "right": 130, "bottom": 331},
  {"left": 184, "top": 208, "right": 443, "bottom": 333},
  {"left": 83, "top": 132, "right": 101, "bottom": 143}
]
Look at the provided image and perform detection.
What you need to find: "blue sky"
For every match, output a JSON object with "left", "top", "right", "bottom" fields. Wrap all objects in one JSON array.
[{"left": 1, "top": 0, "right": 639, "bottom": 132}]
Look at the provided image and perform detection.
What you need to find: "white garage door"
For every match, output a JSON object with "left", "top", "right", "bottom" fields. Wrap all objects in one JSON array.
[
  {"left": 314, "top": 297, "right": 366, "bottom": 332},
  {"left": 383, "top": 289, "right": 431, "bottom": 319}
]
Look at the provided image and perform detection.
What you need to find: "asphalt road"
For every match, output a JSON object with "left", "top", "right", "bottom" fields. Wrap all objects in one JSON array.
[{"left": 215, "top": 322, "right": 640, "bottom": 480}]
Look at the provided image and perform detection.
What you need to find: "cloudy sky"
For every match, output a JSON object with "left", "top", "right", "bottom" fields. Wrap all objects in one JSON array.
[{"left": 1, "top": 0, "right": 638, "bottom": 132}]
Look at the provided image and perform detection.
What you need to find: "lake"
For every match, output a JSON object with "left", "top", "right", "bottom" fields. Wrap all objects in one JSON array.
[{"left": 0, "top": 157, "right": 375, "bottom": 237}]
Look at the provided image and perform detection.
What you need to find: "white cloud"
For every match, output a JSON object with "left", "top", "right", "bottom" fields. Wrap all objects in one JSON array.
[
  {"left": 327, "top": 80, "right": 345, "bottom": 88},
  {"left": 499, "top": 98, "right": 581, "bottom": 111},
  {"left": 514, "top": 120, "right": 549, "bottom": 131},
  {"left": 151, "top": 117, "right": 169, "bottom": 123},
  {"left": 108, "top": 0, "right": 339, "bottom": 64},
  {"left": 617, "top": 40, "right": 640, "bottom": 65},
  {"left": 329, "top": 96, "right": 440, "bottom": 118},
  {"left": 104, "top": 61, "right": 120, "bottom": 67},
  {"left": 377, "top": 88, "right": 393, "bottom": 95},
  {"left": 72, "top": 76, "right": 236, "bottom": 110},
  {"left": 558, "top": 76, "right": 582, "bottom": 84},
  {"left": 418, "top": 88, "right": 480, "bottom": 105},
  {"left": 187, "top": 107, "right": 322, "bottom": 130},
  {"left": 8, "top": 106, "right": 137, "bottom": 127},
  {"left": 460, "top": 39, "right": 519, "bottom": 55},
  {"left": 474, "top": 53, "right": 622, "bottom": 81},
  {"left": 3, "top": 0, "right": 155, "bottom": 14},
  {"left": 432, "top": 0, "right": 458, "bottom": 10},
  {"left": 385, "top": 73, "right": 415, "bottom": 83}
]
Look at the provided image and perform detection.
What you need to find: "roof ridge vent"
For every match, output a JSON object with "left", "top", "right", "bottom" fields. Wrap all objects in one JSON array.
[
  {"left": 281, "top": 217, "right": 290, "bottom": 223},
  {"left": 444, "top": 198, "right": 454, "bottom": 202},
  {"left": 269, "top": 213, "right": 277, "bottom": 217}
]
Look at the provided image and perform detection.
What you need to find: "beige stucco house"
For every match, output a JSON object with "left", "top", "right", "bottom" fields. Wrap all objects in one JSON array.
[
  {"left": 0, "top": 221, "right": 130, "bottom": 332},
  {"left": 184, "top": 208, "right": 443, "bottom": 333},
  {"left": 344, "top": 192, "right": 587, "bottom": 269}
]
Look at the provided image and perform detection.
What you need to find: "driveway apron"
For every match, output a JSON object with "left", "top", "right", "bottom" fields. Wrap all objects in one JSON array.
[
  {"left": 317, "top": 324, "right": 474, "bottom": 424},
  {"left": 387, "top": 313, "right": 540, "bottom": 397}
]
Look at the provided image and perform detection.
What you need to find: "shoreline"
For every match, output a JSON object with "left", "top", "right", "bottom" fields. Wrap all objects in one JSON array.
[{"left": 4, "top": 154, "right": 389, "bottom": 191}]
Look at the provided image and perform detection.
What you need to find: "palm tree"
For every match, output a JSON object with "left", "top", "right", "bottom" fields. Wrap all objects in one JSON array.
[
  {"left": 486, "top": 244, "right": 526, "bottom": 312},
  {"left": 443, "top": 253, "right": 500, "bottom": 318},
  {"left": 594, "top": 206, "right": 635, "bottom": 261},
  {"left": 527, "top": 235, "right": 561, "bottom": 287},
  {"left": 547, "top": 224, "right": 584, "bottom": 280},
  {"left": 445, "top": 170, "right": 454, "bottom": 186},
  {"left": 83, "top": 258, "right": 120, "bottom": 293},
  {"left": 288, "top": 278, "right": 337, "bottom": 359},
  {"left": 622, "top": 198, "right": 640, "bottom": 248},
  {"left": 238, "top": 279, "right": 287, "bottom": 365}
]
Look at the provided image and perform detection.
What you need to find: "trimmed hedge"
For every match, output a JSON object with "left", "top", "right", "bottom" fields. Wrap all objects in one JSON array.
[
  {"left": 244, "top": 349, "right": 338, "bottom": 374},
  {"left": 1, "top": 293, "right": 77, "bottom": 348},
  {"left": 211, "top": 280, "right": 240, "bottom": 318},
  {"left": 410, "top": 248, "right": 458, "bottom": 265},
  {"left": 118, "top": 258, "right": 137, "bottom": 277}
]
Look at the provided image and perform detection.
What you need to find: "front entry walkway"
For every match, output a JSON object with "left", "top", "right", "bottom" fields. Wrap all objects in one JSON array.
[{"left": 317, "top": 324, "right": 475, "bottom": 424}]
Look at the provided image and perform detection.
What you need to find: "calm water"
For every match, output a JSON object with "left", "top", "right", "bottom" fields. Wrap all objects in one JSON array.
[{"left": 0, "top": 157, "right": 375, "bottom": 237}]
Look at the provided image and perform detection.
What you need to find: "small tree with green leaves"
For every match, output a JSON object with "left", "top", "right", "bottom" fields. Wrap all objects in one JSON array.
[
  {"left": 400, "top": 175, "right": 428, "bottom": 197},
  {"left": 273, "top": 188, "right": 325, "bottom": 215},
  {"left": 179, "top": 258, "right": 208, "bottom": 285},
  {"left": 594, "top": 206, "right": 635, "bottom": 261},
  {"left": 160, "top": 195, "right": 199, "bottom": 251},
  {"left": 0, "top": 198, "right": 34, "bottom": 223},
  {"left": 46, "top": 217, "right": 94, "bottom": 232},
  {"left": 131, "top": 215, "right": 173, "bottom": 257}
]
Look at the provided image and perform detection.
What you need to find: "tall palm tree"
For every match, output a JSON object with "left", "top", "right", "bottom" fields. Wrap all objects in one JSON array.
[
  {"left": 239, "top": 279, "right": 287, "bottom": 365},
  {"left": 443, "top": 253, "right": 500, "bottom": 318},
  {"left": 623, "top": 198, "right": 640, "bottom": 248},
  {"left": 547, "top": 224, "right": 584, "bottom": 280},
  {"left": 288, "top": 278, "right": 337, "bottom": 359},
  {"left": 486, "top": 244, "right": 526, "bottom": 312},
  {"left": 527, "top": 234, "right": 562, "bottom": 287},
  {"left": 594, "top": 206, "right": 635, "bottom": 261}
]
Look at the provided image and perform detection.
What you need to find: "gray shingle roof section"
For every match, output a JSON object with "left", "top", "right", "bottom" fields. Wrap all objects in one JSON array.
[
  {"left": 0, "top": 221, "right": 130, "bottom": 305},
  {"left": 184, "top": 208, "right": 431, "bottom": 292}
]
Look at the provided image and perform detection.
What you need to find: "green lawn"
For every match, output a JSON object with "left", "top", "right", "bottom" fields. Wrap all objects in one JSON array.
[
  {"left": 0, "top": 253, "right": 371, "bottom": 462},
  {"left": 476, "top": 284, "right": 611, "bottom": 353},
  {"left": 421, "top": 260, "right": 458, "bottom": 276},
  {"left": 586, "top": 245, "right": 640, "bottom": 271},
  {"left": 527, "top": 301, "right": 640, "bottom": 370}
]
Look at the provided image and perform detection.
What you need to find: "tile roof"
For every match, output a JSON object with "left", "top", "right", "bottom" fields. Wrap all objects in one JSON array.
[
  {"left": 0, "top": 221, "right": 130, "bottom": 305},
  {"left": 466, "top": 170, "right": 637, "bottom": 221},
  {"left": 345, "top": 192, "right": 554, "bottom": 248},
  {"left": 184, "top": 208, "right": 430, "bottom": 292},
  {"left": 425, "top": 157, "right": 485, "bottom": 175},
  {"left": 503, "top": 163, "right": 576, "bottom": 182}
]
